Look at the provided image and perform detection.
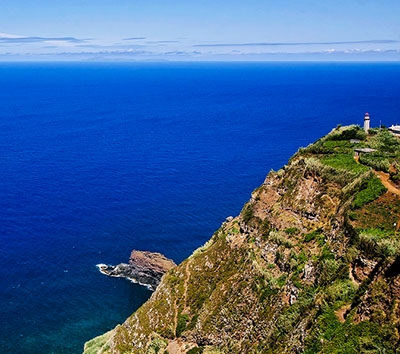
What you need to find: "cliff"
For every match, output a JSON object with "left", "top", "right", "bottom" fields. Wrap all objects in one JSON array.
[{"left": 84, "top": 125, "right": 400, "bottom": 354}]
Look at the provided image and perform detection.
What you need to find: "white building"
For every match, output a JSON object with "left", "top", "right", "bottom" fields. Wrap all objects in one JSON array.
[{"left": 364, "top": 112, "right": 370, "bottom": 133}]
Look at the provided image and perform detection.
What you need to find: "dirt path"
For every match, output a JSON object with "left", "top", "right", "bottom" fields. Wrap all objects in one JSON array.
[
  {"left": 183, "top": 259, "right": 191, "bottom": 311},
  {"left": 167, "top": 262, "right": 194, "bottom": 354},
  {"left": 167, "top": 339, "right": 186, "bottom": 354},
  {"left": 373, "top": 171, "right": 400, "bottom": 233},
  {"left": 171, "top": 259, "right": 192, "bottom": 351},
  {"left": 355, "top": 155, "right": 400, "bottom": 196},
  {"left": 375, "top": 171, "right": 400, "bottom": 196},
  {"left": 335, "top": 305, "right": 351, "bottom": 323}
]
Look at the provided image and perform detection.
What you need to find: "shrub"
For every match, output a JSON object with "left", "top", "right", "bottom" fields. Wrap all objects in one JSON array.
[
  {"left": 359, "top": 153, "right": 390, "bottom": 172},
  {"left": 318, "top": 258, "right": 339, "bottom": 285},
  {"left": 270, "top": 230, "right": 293, "bottom": 248},
  {"left": 358, "top": 232, "right": 400, "bottom": 258},
  {"left": 157, "top": 327, "right": 175, "bottom": 340},
  {"left": 147, "top": 337, "right": 168, "bottom": 354},
  {"left": 325, "top": 125, "right": 366, "bottom": 142},
  {"left": 369, "top": 130, "right": 400, "bottom": 154},
  {"left": 325, "top": 279, "right": 357, "bottom": 305},
  {"left": 241, "top": 203, "right": 254, "bottom": 223},
  {"left": 351, "top": 177, "right": 387, "bottom": 209},
  {"left": 176, "top": 313, "right": 190, "bottom": 337},
  {"left": 303, "top": 157, "right": 356, "bottom": 186},
  {"left": 304, "top": 229, "right": 323, "bottom": 243},
  {"left": 285, "top": 227, "right": 300, "bottom": 236},
  {"left": 390, "top": 173, "right": 400, "bottom": 184},
  {"left": 304, "top": 306, "right": 399, "bottom": 353}
]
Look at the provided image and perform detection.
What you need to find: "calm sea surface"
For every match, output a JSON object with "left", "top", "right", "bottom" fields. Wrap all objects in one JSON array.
[{"left": 0, "top": 62, "right": 399, "bottom": 353}]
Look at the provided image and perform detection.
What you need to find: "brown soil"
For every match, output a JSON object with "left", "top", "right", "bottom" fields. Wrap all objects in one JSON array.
[
  {"left": 375, "top": 171, "right": 400, "bottom": 196},
  {"left": 335, "top": 305, "right": 351, "bottom": 323}
]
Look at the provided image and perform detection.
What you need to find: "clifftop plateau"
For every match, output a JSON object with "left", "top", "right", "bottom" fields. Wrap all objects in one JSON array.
[{"left": 84, "top": 125, "right": 400, "bottom": 354}]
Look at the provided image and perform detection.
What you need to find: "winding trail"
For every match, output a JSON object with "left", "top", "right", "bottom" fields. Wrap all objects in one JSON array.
[
  {"left": 354, "top": 155, "right": 400, "bottom": 195},
  {"left": 183, "top": 259, "right": 191, "bottom": 311},
  {"left": 374, "top": 171, "right": 400, "bottom": 233},
  {"left": 167, "top": 259, "right": 193, "bottom": 354},
  {"left": 375, "top": 171, "right": 400, "bottom": 196}
]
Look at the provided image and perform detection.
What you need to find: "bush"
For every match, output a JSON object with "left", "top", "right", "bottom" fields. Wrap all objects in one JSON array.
[
  {"left": 325, "top": 279, "right": 357, "bottom": 305},
  {"left": 358, "top": 232, "right": 400, "bottom": 258},
  {"left": 176, "top": 313, "right": 190, "bottom": 337},
  {"left": 241, "top": 203, "right": 254, "bottom": 223},
  {"left": 390, "top": 173, "right": 400, "bottom": 184},
  {"left": 304, "top": 306, "right": 399, "bottom": 353},
  {"left": 304, "top": 229, "right": 323, "bottom": 243},
  {"left": 148, "top": 337, "right": 167, "bottom": 354},
  {"left": 285, "top": 227, "right": 300, "bottom": 236},
  {"left": 318, "top": 258, "right": 339, "bottom": 285},
  {"left": 359, "top": 153, "right": 390, "bottom": 172},
  {"left": 326, "top": 125, "right": 367, "bottom": 141},
  {"left": 352, "top": 177, "right": 387, "bottom": 209},
  {"left": 367, "top": 129, "right": 400, "bottom": 153}
]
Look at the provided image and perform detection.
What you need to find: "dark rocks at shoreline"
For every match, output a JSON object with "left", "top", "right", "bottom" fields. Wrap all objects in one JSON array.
[{"left": 97, "top": 250, "right": 176, "bottom": 291}]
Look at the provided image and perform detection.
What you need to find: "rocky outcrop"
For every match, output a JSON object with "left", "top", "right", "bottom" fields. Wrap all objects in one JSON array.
[{"left": 97, "top": 251, "right": 176, "bottom": 291}]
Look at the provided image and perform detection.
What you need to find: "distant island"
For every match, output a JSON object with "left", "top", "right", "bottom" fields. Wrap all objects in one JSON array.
[{"left": 85, "top": 124, "right": 400, "bottom": 354}]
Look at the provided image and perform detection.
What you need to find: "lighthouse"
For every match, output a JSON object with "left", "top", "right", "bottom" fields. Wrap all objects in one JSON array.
[{"left": 364, "top": 112, "right": 370, "bottom": 133}]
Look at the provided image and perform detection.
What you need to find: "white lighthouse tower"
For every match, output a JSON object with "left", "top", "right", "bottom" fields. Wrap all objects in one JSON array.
[{"left": 364, "top": 112, "right": 370, "bottom": 133}]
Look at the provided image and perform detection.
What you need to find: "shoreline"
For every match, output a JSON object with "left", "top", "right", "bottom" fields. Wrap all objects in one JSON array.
[{"left": 96, "top": 264, "right": 154, "bottom": 290}]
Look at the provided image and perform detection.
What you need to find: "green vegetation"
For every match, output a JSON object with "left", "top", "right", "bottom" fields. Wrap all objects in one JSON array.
[
  {"left": 83, "top": 125, "right": 400, "bottom": 354},
  {"left": 321, "top": 154, "right": 368, "bottom": 173},
  {"left": 285, "top": 227, "right": 300, "bottom": 236},
  {"left": 350, "top": 192, "right": 400, "bottom": 232},
  {"left": 241, "top": 202, "right": 254, "bottom": 223},
  {"left": 148, "top": 337, "right": 168, "bottom": 354},
  {"left": 351, "top": 176, "right": 387, "bottom": 209},
  {"left": 304, "top": 229, "right": 324, "bottom": 244},
  {"left": 302, "top": 126, "right": 400, "bottom": 182},
  {"left": 357, "top": 231, "right": 400, "bottom": 258},
  {"left": 359, "top": 153, "right": 390, "bottom": 172},
  {"left": 324, "top": 279, "right": 357, "bottom": 306},
  {"left": 368, "top": 129, "right": 400, "bottom": 154},
  {"left": 301, "top": 125, "right": 366, "bottom": 156},
  {"left": 83, "top": 331, "right": 113, "bottom": 354},
  {"left": 323, "top": 139, "right": 353, "bottom": 153},
  {"left": 175, "top": 313, "right": 189, "bottom": 337},
  {"left": 325, "top": 125, "right": 367, "bottom": 142},
  {"left": 304, "top": 306, "right": 398, "bottom": 354}
]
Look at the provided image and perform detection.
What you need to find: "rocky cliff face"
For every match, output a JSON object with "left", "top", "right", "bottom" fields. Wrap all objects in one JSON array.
[{"left": 84, "top": 126, "right": 400, "bottom": 354}]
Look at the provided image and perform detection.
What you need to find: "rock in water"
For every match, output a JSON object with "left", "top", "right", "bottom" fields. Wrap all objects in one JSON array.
[{"left": 97, "top": 250, "right": 176, "bottom": 290}]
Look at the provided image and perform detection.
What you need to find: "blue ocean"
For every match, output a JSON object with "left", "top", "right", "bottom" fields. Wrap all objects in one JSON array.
[{"left": 0, "top": 62, "right": 399, "bottom": 353}]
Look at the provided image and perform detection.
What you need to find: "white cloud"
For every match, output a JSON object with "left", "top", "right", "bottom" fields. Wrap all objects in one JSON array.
[
  {"left": 0, "top": 32, "right": 24, "bottom": 39},
  {"left": 0, "top": 31, "right": 399, "bottom": 61}
]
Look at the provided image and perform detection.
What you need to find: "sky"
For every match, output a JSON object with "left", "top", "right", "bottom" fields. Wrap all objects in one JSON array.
[{"left": 1, "top": 0, "right": 400, "bottom": 61}]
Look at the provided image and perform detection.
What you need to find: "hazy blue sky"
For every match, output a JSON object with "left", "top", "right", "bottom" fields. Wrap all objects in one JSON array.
[{"left": 1, "top": 0, "right": 399, "bottom": 61}]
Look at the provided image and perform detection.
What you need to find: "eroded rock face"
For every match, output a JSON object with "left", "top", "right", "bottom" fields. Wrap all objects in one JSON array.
[
  {"left": 351, "top": 256, "right": 378, "bottom": 283},
  {"left": 98, "top": 250, "right": 176, "bottom": 290}
]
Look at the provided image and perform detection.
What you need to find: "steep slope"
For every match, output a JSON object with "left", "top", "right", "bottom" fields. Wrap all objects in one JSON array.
[{"left": 84, "top": 125, "right": 400, "bottom": 354}]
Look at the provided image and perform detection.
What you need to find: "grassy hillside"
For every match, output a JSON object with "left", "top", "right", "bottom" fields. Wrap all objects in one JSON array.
[{"left": 84, "top": 125, "right": 400, "bottom": 354}]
